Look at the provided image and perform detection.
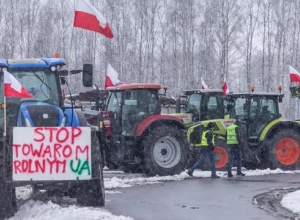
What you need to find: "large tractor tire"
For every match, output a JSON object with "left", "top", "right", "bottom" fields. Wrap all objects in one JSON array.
[
  {"left": 77, "top": 132, "right": 105, "bottom": 207},
  {"left": 0, "top": 136, "right": 17, "bottom": 220},
  {"left": 202, "top": 139, "right": 229, "bottom": 171},
  {"left": 265, "top": 129, "right": 300, "bottom": 170},
  {"left": 142, "top": 125, "right": 189, "bottom": 176}
]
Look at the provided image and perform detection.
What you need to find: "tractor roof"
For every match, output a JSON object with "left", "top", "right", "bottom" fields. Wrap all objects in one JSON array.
[
  {"left": 106, "top": 83, "right": 162, "bottom": 91},
  {"left": 184, "top": 89, "right": 223, "bottom": 94},
  {"left": 0, "top": 58, "right": 66, "bottom": 69},
  {"left": 227, "top": 92, "right": 284, "bottom": 98}
]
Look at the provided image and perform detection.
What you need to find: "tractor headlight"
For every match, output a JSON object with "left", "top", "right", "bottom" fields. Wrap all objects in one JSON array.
[
  {"left": 25, "top": 118, "right": 32, "bottom": 127},
  {"left": 2, "top": 67, "right": 7, "bottom": 72},
  {"left": 50, "top": 66, "right": 56, "bottom": 72}
]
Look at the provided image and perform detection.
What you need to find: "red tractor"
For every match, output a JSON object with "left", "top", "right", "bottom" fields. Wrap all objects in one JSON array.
[{"left": 98, "top": 83, "right": 189, "bottom": 176}]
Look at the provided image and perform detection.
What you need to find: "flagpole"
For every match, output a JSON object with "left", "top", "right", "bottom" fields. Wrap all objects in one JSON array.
[{"left": 3, "top": 96, "right": 6, "bottom": 137}]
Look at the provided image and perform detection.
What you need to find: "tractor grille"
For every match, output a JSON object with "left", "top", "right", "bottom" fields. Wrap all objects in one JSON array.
[{"left": 26, "top": 105, "right": 59, "bottom": 127}]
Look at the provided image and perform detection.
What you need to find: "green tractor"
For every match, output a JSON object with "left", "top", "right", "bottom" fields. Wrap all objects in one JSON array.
[
  {"left": 172, "top": 89, "right": 225, "bottom": 126},
  {"left": 188, "top": 91, "right": 300, "bottom": 170}
]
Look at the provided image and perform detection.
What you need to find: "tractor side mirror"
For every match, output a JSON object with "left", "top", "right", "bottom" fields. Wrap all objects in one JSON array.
[
  {"left": 279, "top": 96, "right": 283, "bottom": 103},
  {"left": 82, "top": 64, "right": 93, "bottom": 87}
]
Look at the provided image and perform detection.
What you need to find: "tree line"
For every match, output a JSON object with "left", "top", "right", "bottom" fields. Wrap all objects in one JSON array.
[{"left": 1, "top": 0, "right": 299, "bottom": 118}]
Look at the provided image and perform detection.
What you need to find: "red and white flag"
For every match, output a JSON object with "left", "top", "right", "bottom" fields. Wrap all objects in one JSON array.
[
  {"left": 223, "top": 78, "right": 229, "bottom": 96},
  {"left": 105, "top": 64, "right": 122, "bottom": 89},
  {"left": 4, "top": 70, "right": 32, "bottom": 98},
  {"left": 289, "top": 65, "right": 300, "bottom": 82},
  {"left": 201, "top": 77, "right": 209, "bottom": 89},
  {"left": 74, "top": 0, "right": 114, "bottom": 39}
]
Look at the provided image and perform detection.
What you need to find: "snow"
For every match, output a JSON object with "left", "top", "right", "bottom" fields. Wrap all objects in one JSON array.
[
  {"left": 9, "top": 200, "right": 133, "bottom": 220},
  {"left": 104, "top": 168, "right": 300, "bottom": 189},
  {"left": 12, "top": 168, "right": 300, "bottom": 220},
  {"left": 281, "top": 190, "right": 300, "bottom": 215}
]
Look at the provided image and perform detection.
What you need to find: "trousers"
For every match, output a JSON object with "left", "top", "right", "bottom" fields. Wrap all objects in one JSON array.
[
  {"left": 227, "top": 145, "right": 242, "bottom": 173},
  {"left": 190, "top": 147, "right": 216, "bottom": 174}
]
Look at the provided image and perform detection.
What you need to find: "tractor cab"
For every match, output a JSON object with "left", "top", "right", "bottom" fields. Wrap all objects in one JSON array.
[
  {"left": 0, "top": 58, "right": 93, "bottom": 129},
  {"left": 226, "top": 92, "right": 283, "bottom": 141},
  {"left": 181, "top": 89, "right": 224, "bottom": 122},
  {"left": 104, "top": 83, "right": 161, "bottom": 136}
]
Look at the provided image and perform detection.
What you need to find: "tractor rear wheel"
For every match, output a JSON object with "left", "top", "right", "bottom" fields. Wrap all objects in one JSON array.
[
  {"left": 142, "top": 125, "right": 189, "bottom": 176},
  {"left": 266, "top": 129, "right": 300, "bottom": 170},
  {"left": 77, "top": 132, "right": 105, "bottom": 207}
]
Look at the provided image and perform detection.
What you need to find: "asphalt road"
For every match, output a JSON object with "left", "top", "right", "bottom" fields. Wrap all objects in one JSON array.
[{"left": 106, "top": 174, "right": 300, "bottom": 220}]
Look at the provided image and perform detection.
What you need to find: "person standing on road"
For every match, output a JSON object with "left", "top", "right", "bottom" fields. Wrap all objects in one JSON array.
[
  {"left": 226, "top": 120, "right": 245, "bottom": 177},
  {"left": 187, "top": 122, "right": 220, "bottom": 179}
]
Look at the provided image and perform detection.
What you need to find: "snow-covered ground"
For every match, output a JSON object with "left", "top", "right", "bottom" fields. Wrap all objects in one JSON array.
[
  {"left": 104, "top": 168, "right": 300, "bottom": 189},
  {"left": 12, "top": 168, "right": 300, "bottom": 220},
  {"left": 281, "top": 190, "right": 300, "bottom": 216},
  {"left": 9, "top": 200, "right": 133, "bottom": 220}
]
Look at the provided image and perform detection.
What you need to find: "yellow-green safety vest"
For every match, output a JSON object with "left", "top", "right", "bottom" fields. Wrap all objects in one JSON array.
[
  {"left": 201, "top": 130, "right": 215, "bottom": 147},
  {"left": 227, "top": 124, "right": 238, "bottom": 145}
]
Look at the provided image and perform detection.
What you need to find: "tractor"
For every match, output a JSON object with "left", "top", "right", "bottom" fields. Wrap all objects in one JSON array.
[
  {"left": 171, "top": 89, "right": 225, "bottom": 125},
  {"left": 97, "top": 83, "right": 190, "bottom": 176},
  {"left": 187, "top": 89, "right": 300, "bottom": 170},
  {"left": 0, "top": 58, "right": 105, "bottom": 219}
]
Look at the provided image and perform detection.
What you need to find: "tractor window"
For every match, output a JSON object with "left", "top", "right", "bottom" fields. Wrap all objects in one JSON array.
[
  {"left": 201, "top": 94, "right": 224, "bottom": 119},
  {"left": 185, "top": 94, "right": 201, "bottom": 112},
  {"left": 7, "top": 70, "right": 60, "bottom": 106},
  {"left": 107, "top": 92, "right": 122, "bottom": 112},
  {"left": 233, "top": 97, "right": 247, "bottom": 118}
]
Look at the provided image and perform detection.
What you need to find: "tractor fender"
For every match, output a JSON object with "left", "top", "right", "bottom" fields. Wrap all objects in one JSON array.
[
  {"left": 260, "top": 119, "right": 300, "bottom": 141},
  {"left": 135, "top": 114, "right": 185, "bottom": 137},
  {"left": 64, "top": 108, "right": 87, "bottom": 127}
]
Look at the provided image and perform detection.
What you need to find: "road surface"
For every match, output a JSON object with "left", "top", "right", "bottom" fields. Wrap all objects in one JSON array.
[{"left": 105, "top": 173, "right": 300, "bottom": 220}]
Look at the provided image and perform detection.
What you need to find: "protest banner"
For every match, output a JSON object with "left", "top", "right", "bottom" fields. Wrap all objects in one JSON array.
[{"left": 12, "top": 127, "right": 92, "bottom": 181}]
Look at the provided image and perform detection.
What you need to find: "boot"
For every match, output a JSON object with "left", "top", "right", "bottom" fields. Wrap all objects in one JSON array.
[
  {"left": 186, "top": 169, "right": 194, "bottom": 177},
  {"left": 228, "top": 172, "right": 233, "bottom": 178},
  {"left": 211, "top": 173, "right": 220, "bottom": 179},
  {"left": 237, "top": 172, "right": 245, "bottom": 176}
]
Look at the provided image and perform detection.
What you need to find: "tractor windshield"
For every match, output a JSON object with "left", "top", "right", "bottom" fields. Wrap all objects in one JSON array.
[
  {"left": 185, "top": 94, "right": 201, "bottom": 113},
  {"left": 2, "top": 69, "right": 60, "bottom": 106}
]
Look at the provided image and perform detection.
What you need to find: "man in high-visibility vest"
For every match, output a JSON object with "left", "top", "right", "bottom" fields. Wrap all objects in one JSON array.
[
  {"left": 187, "top": 122, "right": 220, "bottom": 179},
  {"left": 226, "top": 120, "right": 245, "bottom": 177}
]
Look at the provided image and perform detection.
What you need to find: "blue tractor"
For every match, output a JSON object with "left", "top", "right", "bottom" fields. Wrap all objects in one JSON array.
[{"left": 0, "top": 58, "right": 104, "bottom": 219}]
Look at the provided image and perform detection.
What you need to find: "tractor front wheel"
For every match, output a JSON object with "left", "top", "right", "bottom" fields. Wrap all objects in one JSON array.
[
  {"left": 266, "top": 129, "right": 300, "bottom": 170},
  {"left": 77, "top": 132, "right": 105, "bottom": 207},
  {"left": 142, "top": 125, "right": 189, "bottom": 176},
  {"left": 0, "top": 182, "right": 16, "bottom": 220}
]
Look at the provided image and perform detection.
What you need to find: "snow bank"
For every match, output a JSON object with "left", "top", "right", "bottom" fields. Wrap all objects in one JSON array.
[
  {"left": 9, "top": 200, "right": 133, "bottom": 220},
  {"left": 281, "top": 190, "right": 300, "bottom": 215},
  {"left": 104, "top": 168, "right": 300, "bottom": 189}
]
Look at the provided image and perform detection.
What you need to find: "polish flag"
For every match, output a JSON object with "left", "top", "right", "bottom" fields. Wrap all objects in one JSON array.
[
  {"left": 74, "top": 0, "right": 114, "bottom": 39},
  {"left": 105, "top": 64, "right": 122, "bottom": 89},
  {"left": 223, "top": 78, "right": 229, "bottom": 96},
  {"left": 289, "top": 65, "right": 300, "bottom": 82},
  {"left": 201, "top": 77, "right": 209, "bottom": 89},
  {"left": 4, "top": 70, "right": 32, "bottom": 98}
]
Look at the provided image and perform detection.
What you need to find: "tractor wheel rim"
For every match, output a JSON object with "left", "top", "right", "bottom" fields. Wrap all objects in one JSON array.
[
  {"left": 276, "top": 138, "right": 300, "bottom": 166},
  {"left": 214, "top": 146, "right": 228, "bottom": 169},
  {"left": 152, "top": 136, "right": 181, "bottom": 169}
]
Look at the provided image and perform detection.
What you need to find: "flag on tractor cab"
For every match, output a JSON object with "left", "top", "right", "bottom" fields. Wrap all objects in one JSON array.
[
  {"left": 4, "top": 70, "right": 32, "bottom": 98},
  {"left": 201, "top": 77, "right": 209, "bottom": 89},
  {"left": 289, "top": 65, "right": 300, "bottom": 82},
  {"left": 74, "top": 0, "right": 114, "bottom": 39},
  {"left": 223, "top": 78, "right": 229, "bottom": 96},
  {"left": 105, "top": 64, "right": 122, "bottom": 89}
]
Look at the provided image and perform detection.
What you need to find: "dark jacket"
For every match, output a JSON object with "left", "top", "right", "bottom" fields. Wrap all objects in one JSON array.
[{"left": 205, "top": 129, "right": 214, "bottom": 148}]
